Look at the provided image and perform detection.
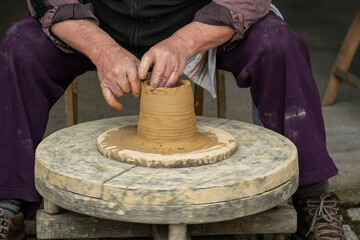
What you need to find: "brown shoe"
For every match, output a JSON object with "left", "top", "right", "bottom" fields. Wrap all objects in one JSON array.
[
  {"left": 293, "top": 191, "right": 346, "bottom": 240},
  {"left": 0, "top": 212, "right": 25, "bottom": 240}
]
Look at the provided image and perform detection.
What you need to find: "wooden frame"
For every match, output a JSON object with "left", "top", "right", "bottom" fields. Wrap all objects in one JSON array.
[
  {"left": 37, "top": 203, "right": 296, "bottom": 239},
  {"left": 321, "top": 9, "right": 360, "bottom": 105}
]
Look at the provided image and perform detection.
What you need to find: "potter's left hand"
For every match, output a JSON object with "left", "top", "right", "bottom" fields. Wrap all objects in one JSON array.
[
  {"left": 138, "top": 35, "right": 192, "bottom": 88},
  {"left": 138, "top": 22, "right": 234, "bottom": 88}
]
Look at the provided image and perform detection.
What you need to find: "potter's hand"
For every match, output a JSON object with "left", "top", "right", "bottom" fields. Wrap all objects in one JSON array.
[
  {"left": 95, "top": 45, "right": 141, "bottom": 110},
  {"left": 50, "top": 19, "right": 142, "bottom": 110},
  {"left": 138, "top": 22, "right": 234, "bottom": 88},
  {"left": 138, "top": 35, "right": 192, "bottom": 88}
]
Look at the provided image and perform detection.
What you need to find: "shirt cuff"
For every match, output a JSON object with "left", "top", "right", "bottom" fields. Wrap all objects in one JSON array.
[
  {"left": 193, "top": 2, "right": 235, "bottom": 28},
  {"left": 193, "top": 2, "right": 243, "bottom": 51},
  {"left": 41, "top": 3, "right": 99, "bottom": 53}
]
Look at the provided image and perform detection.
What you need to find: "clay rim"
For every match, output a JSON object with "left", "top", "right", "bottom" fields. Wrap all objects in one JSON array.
[
  {"left": 141, "top": 79, "right": 190, "bottom": 95},
  {"left": 97, "top": 124, "right": 237, "bottom": 168}
]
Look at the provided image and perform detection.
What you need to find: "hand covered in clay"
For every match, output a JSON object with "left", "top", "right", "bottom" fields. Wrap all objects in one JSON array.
[
  {"left": 138, "top": 35, "right": 192, "bottom": 88},
  {"left": 95, "top": 45, "right": 141, "bottom": 110}
]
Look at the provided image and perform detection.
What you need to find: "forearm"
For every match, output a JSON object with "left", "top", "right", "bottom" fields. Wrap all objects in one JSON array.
[
  {"left": 51, "top": 20, "right": 141, "bottom": 110},
  {"left": 172, "top": 21, "right": 235, "bottom": 57},
  {"left": 50, "top": 19, "right": 123, "bottom": 64}
]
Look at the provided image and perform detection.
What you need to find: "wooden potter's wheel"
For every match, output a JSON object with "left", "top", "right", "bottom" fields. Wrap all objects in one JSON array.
[
  {"left": 97, "top": 80, "right": 237, "bottom": 168},
  {"left": 35, "top": 116, "right": 299, "bottom": 224}
]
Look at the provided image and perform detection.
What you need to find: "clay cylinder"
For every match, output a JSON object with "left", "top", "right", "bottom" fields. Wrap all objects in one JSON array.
[{"left": 137, "top": 80, "right": 197, "bottom": 141}]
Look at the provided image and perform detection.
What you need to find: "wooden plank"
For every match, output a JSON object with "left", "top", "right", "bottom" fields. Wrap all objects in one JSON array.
[
  {"left": 194, "top": 84, "right": 204, "bottom": 116},
  {"left": 35, "top": 175, "right": 298, "bottom": 224},
  {"left": 35, "top": 116, "right": 138, "bottom": 198},
  {"left": 322, "top": 9, "right": 360, "bottom": 105},
  {"left": 188, "top": 205, "right": 297, "bottom": 235},
  {"left": 36, "top": 206, "right": 296, "bottom": 239},
  {"left": 36, "top": 209, "right": 152, "bottom": 239},
  {"left": 334, "top": 67, "right": 360, "bottom": 90},
  {"left": 216, "top": 69, "right": 227, "bottom": 119},
  {"left": 65, "top": 78, "right": 78, "bottom": 127}
]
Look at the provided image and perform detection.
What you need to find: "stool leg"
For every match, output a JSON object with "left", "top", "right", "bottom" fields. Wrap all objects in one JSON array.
[
  {"left": 65, "top": 78, "right": 78, "bottom": 126},
  {"left": 169, "top": 224, "right": 187, "bottom": 240},
  {"left": 274, "top": 233, "right": 286, "bottom": 240},
  {"left": 322, "top": 9, "right": 360, "bottom": 105},
  {"left": 216, "top": 69, "right": 226, "bottom": 119},
  {"left": 43, "top": 198, "right": 60, "bottom": 214}
]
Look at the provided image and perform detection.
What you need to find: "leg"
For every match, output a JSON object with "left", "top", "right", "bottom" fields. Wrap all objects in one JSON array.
[
  {"left": 0, "top": 14, "right": 94, "bottom": 217},
  {"left": 169, "top": 224, "right": 187, "bottom": 240},
  {"left": 43, "top": 199, "right": 60, "bottom": 214},
  {"left": 216, "top": 11, "right": 338, "bottom": 186}
]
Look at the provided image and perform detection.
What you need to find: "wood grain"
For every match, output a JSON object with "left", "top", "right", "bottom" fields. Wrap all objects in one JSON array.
[{"left": 36, "top": 204, "right": 296, "bottom": 239}]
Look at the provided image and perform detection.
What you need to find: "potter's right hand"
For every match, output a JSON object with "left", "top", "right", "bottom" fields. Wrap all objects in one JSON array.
[
  {"left": 95, "top": 45, "right": 141, "bottom": 110},
  {"left": 50, "top": 19, "right": 142, "bottom": 110}
]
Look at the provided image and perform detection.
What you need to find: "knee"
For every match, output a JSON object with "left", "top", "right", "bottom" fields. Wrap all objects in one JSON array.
[
  {"left": 256, "top": 19, "right": 307, "bottom": 60},
  {"left": 1, "top": 16, "right": 53, "bottom": 63}
]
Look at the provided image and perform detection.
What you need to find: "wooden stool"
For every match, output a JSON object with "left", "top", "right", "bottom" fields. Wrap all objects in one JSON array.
[
  {"left": 321, "top": 8, "right": 360, "bottom": 105},
  {"left": 64, "top": 70, "right": 227, "bottom": 127}
]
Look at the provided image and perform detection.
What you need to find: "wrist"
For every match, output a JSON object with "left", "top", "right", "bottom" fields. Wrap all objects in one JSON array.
[
  {"left": 170, "top": 33, "right": 195, "bottom": 60},
  {"left": 91, "top": 43, "right": 122, "bottom": 65}
]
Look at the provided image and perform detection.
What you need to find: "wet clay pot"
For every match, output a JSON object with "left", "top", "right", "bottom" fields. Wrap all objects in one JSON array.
[{"left": 97, "top": 79, "right": 237, "bottom": 168}]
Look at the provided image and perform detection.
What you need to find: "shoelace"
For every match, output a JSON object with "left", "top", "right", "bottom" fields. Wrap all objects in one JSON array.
[
  {"left": 0, "top": 209, "right": 8, "bottom": 238},
  {"left": 305, "top": 192, "right": 346, "bottom": 240}
]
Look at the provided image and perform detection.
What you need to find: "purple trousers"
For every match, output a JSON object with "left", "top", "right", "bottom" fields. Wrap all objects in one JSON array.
[{"left": 0, "top": 12, "right": 338, "bottom": 216}]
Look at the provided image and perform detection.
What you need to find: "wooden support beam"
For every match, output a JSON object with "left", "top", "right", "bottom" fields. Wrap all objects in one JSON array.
[
  {"left": 188, "top": 205, "right": 296, "bottom": 236},
  {"left": 216, "top": 69, "right": 227, "bottom": 119},
  {"left": 322, "top": 9, "right": 360, "bottom": 105},
  {"left": 43, "top": 199, "right": 60, "bottom": 214},
  {"left": 36, "top": 210, "right": 152, "bottom": 239},
  {"left": 65, "top": 78, "right": 78, "bottom": 127},
  {"left": 169, "top": 224, "right": 187, "bottom": 240},
  {"left": 333, "top": 67, "right": 360, "bottom": 90},
  {"left": 36, "top": 205, "right": 296, "bottom": 239}
]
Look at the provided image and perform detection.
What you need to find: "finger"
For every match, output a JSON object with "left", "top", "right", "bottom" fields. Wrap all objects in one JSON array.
[
  {"left": 164, "top": 61, "right": 185, "bottom": 87},
  {"left": 101, "top": 76, "right": 123, "bottom": 98},
  {"left": 113, "top": 86, "right": 125, "bottom": 98},
  {"left": 150, "top": 58, "right": 167, "bottom": 88},
  {"left": 164, "top": 70, "right": 180, "bottom": 88},
  {"left": 101, "top": 87, "right": 124, "bottom": 111},
  {"left": 138, "top": 52, "right": 154, "bottom": 80},
  {"left": 116, "top": 74, "right": 132, "bottom": 94},
  {"left": 127, "top": 67, "right": 141, "bottom": 98},
  {"left": 159, "top": 63, "right": 174, "bottom": 87}
]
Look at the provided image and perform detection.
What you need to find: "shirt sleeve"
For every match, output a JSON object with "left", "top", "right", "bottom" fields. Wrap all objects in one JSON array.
[
  {"left": 193, "top": 0, "right": 271, "bottom": 50},
  {"left": 27, "top": 0, "right": 99, "bottom": 53}
]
